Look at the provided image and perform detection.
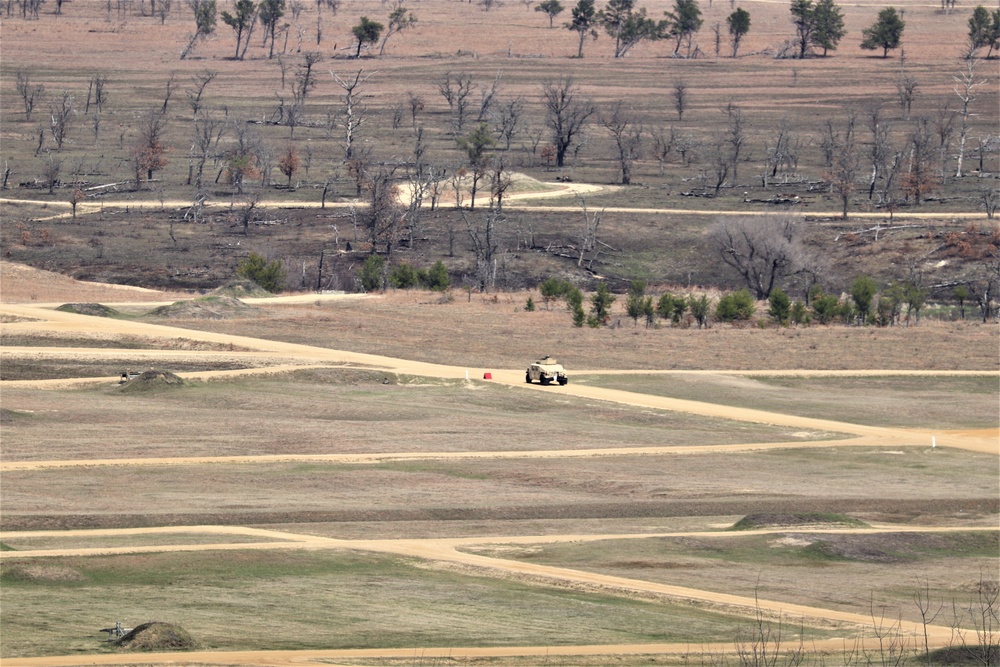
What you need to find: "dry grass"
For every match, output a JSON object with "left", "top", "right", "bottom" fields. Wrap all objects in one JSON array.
[
  {"left": 1, "top": 0, "right": 997, "bottom": 294},
  {"left": 1, "top": 3, "right": 998, "bottom": 659},
  {"left": 160, "top": 293, "right": 1000, "bottom": 371},
  {"left": 464, "top": 530, "right": 1000, "bottom": 627}
]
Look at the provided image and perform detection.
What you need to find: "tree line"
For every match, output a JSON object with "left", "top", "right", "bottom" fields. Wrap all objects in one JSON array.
[{"left": 10, "top": 0, "right": 1000, "bottom": 62}]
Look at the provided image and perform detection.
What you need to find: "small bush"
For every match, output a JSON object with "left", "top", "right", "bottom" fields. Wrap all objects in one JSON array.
[
  {"left": 235, "top": 252, "right": 285, "bottom": 293},
  {"left": 768, "top": 289, "right": 791, "bottom": 325},
  {"left": 715, "top": 289, "right": 755, "bottom": 322},
  {"left": 589, "top": 282, "right": 616, "bottom": 325},
  {"left": 811, "top": 290, "right": 841, "bottom": 324},
  {"left": 790, "top": 300, "right": 808, "bottom": 325},
  {"left": 688, "top": 294, "right": 710, "bottom": 328},
  {"left": 388, "top": 262, "right": 420, "bottom": 289},
  {"left": 421, "top": 260, "right": 451, "bottom": 292},
  {"left": 359, "top": 255, "right": 387, "bottom": 292},
  {"left": 565, "top": 286, "right": 586, "bottom": 327},
  {"left": 540, "top": 276, "right": 573, "bottom": 308},
  {"left": 525, "top": 296, "right": 536, "bottom": 311}
]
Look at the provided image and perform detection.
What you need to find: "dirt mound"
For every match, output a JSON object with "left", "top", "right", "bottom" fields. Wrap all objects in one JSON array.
[
  {"left": 117, "top": 369, "right": 186, "bottom": 393},
  {"left": 114, "top": 622, "right": 196, "bottom": 652},
  {"left": 145, "top": 296, "right": 258, "bottom": 319},
  {"left": 730, "top": 513, "right": 869, "bottom": 531},
  {"left": 55, "top": 303, "right": 122, "bottom": 318},
  {"left": 210, "top": 279, "right": 273, "bottom": 298}
]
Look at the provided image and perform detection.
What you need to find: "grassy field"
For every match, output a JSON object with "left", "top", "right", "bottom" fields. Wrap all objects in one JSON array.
[
  {"left": 575, "top": 373, "right": 1000, "bottom": 428},
  {"left": 131, "top": 297, "right": 1000, "bottom": 371},
  {"left": 1, "top": 0, "right": 998, "bottom": 662},
  {"left": 0, "top": 549, "right": 767, "bottom": 658},
  {"left": 1, "top": 300, "right": 998, "bottom": 664},
  {"left": 462, "top": 530, "right": 1000, "bottom": 625}
]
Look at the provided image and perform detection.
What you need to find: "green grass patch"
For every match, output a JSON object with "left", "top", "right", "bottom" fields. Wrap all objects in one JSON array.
[
  {"left": 729, "top": 513, "right": 869, "bottom": 531},
  {"left": 0, "top": 549, "right": 757, "bottom": 658},
  {"left": 474, "top": 531, "right": 999, "bottom": 572},
  {"left": 54, "top": 303, "right": 125, "bottom": 318},
  {"left": 927, "top": 646, "right": 1000, "bottom": 666}
]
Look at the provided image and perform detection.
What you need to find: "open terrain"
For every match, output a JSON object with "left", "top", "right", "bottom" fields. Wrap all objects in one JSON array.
[
  {"left": 1, "top": 0, "right": 997, "bottom": 295},
  {"left": 0, "top": 266, "right": 997, "bottom": 666},
  {"left": 1, "top": 0, "right": 999, "bottom": 663}
]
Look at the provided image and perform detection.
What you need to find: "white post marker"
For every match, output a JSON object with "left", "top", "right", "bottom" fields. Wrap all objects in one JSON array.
[
  {"left": 465, "top": 370, "right": 469, "bottom": 381},
  {"left": 932, "top": 436, "right": 936, "bottom": 448}
]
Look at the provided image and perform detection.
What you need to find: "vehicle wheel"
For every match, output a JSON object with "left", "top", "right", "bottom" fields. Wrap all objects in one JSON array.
[
  {"left": 540, "top": 376, "right": 550, "bottom": 385},
  {"left": 558, "top": 376, "right": 568, "bottom": 385},
  {"left": 525, "top": 372, "right": 532, "bottom": 384}
]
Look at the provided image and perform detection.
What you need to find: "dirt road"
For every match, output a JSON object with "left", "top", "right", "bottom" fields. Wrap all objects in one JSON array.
[
  {"left": 3, "top": 300, "right": 997, "bottom": 457},
  {"left": 3, "top": 523, "right": 988, "bottom": 667},
  {"left": 1, "top": 287, "right": 997, "bottom": 666}
]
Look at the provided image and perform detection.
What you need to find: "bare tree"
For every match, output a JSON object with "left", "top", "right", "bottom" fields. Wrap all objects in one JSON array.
[
  {"left": 827, "top": 112, "right": 859, "bottom": 218},
  {"left": 761, "top": 119, "right": 796, "bottom": 189},
  {"left": 356, "top": 163, "right": 403, "bottom": 256},
  {"left": 954, "top": 57, "right": 982, "bottom": 179},
  {"left": 711, "top": 216, "right": 816, "bottom": 299},
  {"left": 896, "top": 75, "right": 918, "bottom": 120},
  {"left": 84, "top": 74, "right": 108, "bottom": 114},
  {"left": 186, "top": 70, "right": 217, "bottom": 117},
  {"left": 49, "top": 91, "right": 75, "bottom": 150},
  {"left": 980, "top": 183, "right": 998, "bottom": 219},
  {"left": 188, "top": 113, "right": 226, "bottom": 188},
  {"left": 902, "top": 118, "right": 935, "bottom": 205},
  {"left": 673, "top": 79, "right": 688, "bottom": 121},
  {"left": 234, "top": 189, "right": 261, "bottom": 236},
  {"left": 438, "top": 72, "right": 475, "bottom": 134},
  {"left": 965, "top": 254, "right": 1000, "bottom": 322},
  {"left": 913, "top": 580, "right": 943, "bottom": 666},
  {"left": 542, "top": 77, "right": 595, "bottom": 168},
  {"left": 734, "top": 588, "right": 805, "bottom": 667},
  {"left": 577, "top": 196, "right": 602, "bottom": 268},
  {"left": 161, "top": 73, "right": 177, "bottom": 114},
  {"left": 16, "top": 71, "right": 44, "bottom": 123},
  {"left": 600, "top": 101, "right": 643, "bottom": 185},
  {"left": 709, "top": 137, "right": 730, "bottom": 195},
  {"left": 933, "top": 102, "right": 956, "bottom": 185},
  {"left": 407, "top": 91, "right": 424, "bottom": 127},
  {"left": 651, "top": 126, "right": 674, "bottom": 175},
  {"left": 488, "top": 152, "right": 512, "bottom": 212},
  {"left": 161, "top": 0, "right": 177, "bottom": 21},
  {"left": 43, "top": 153, "right": 62, "bottom": 195},
  {"left": 477, "top": 70, "right": 503, "bottom": 123},
  {"left": 464, "top": 208, "right": 504, "bottom": 290},
  {"left": 722, "top": 101, "right": 746, "bottom": 185},
  {"left": 132, "top": 110, "right": 169, "bottom": 188},
  {"left": 865, "top": 102, "right": 895, "bottom": 200},
  {"left": 403, "top": 128, "right": 433, "bottom": 246},
  {"left": 492, "top": 96, "right": 524, "bottom": 150},
  {"left": 332, "top": 68, "right": 374, "bottom": 161},
  {"left": 223, "top": 119, "right": 264, "bottom": 195},
  {"left": 863, "top": 597, "right": 911, "bottom": 667}
]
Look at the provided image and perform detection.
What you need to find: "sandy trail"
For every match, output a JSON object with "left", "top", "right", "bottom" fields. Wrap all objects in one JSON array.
[
  {"left": 3, "top": 301, "right": 997, "bottom": 457},
  {"left": 2, "top": 523, "right": 986, "bottom": 667},
  {"left": 2, "top": 292, "right": 997, "bottom": 666},
  {"left": 2, "top": 186, "right": 988, "bottom": 222}
]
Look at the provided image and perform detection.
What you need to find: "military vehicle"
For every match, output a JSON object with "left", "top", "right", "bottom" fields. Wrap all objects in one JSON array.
[{"left": 525, "top": 356, "right": 568, "bottom": 385}]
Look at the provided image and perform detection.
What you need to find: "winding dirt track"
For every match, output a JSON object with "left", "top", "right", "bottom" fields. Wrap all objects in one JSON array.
[{"left": 1, "top": 286, "right": 998, "bottom": 666}]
